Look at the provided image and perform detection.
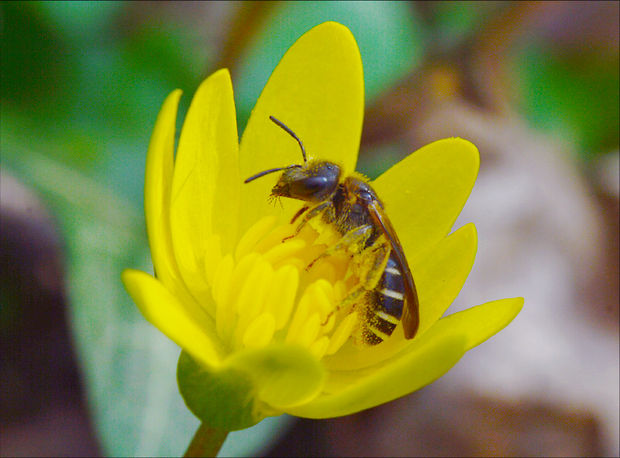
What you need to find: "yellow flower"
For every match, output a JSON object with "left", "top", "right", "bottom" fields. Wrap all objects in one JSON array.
[{"left": 122, "top": 22, "right": 522, "bottom": 430}]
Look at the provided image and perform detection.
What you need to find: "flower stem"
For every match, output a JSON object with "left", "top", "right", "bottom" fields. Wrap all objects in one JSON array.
[{"left": 184, "top": 423, "right": 228, "bottom": 457}]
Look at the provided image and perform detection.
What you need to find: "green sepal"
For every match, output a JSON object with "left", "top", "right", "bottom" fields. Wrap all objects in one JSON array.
[
  {"left": 177, "top": 344, "right": 325, "bottom": 431},
  {"left": 177, "top": 351, "right": 267, "bottom": 431}
]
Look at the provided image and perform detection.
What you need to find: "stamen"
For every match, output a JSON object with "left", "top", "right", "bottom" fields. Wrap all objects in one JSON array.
[
  {"left": 231, "top": 258, "right": 273, "bottom": 348},
  {"left": 285, "top": 293, "right": 311, "bottom": 343},
  {"left": 254, "top": 223, "right": 297, "bottom": 254},
  {"left": 263, "top": 239, "right": 306, "bottom": 265},
  {"left": 326, "top": 312, "right": 358, "bottom": 355},
  {"left": 209, "top": 215, "right": 364, "bottom": 359},
  {"left": 217, "top": 253, "right": 260, "bottom": 341},
  {"left": 264, "top": 265, "right": 299, "bottom": 330},
  {"left": 294, "top": 312, "right": 321, "bottom": 348},
  {"left": 309, "top": 336, "right": 330, "bottom": 360},
  {"left": 312, "top": 279, "right": 336, "bottom": 320},
  {"left": 235, "top": 215, "right": 277, "bottom": 260},
  {"left": 243, "top": 313, "right": 276, "bottom": 348},
  {"left": 235, "top": 257, "right": 272, "bottom": 316}
]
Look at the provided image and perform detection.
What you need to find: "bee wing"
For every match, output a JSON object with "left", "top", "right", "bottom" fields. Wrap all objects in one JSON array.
[{"left": 368, "top": 201, "right": 420, "bottom": 339}]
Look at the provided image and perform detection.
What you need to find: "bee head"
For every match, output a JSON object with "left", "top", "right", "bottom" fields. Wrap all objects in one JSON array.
[
  {"left": 244, "top": 116, "right": 341, "bottom": 203},
  {"left": 271, "top": 160, "right": 340, "bottom": 203}
]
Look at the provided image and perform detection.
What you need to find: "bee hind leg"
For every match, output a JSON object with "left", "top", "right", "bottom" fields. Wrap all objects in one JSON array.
[
  {"left": 306, "top": 224, "right": 373, "bottom": 270},
  {"left": 320, "top": 284, "right": 366, "bottom": 325},
  {"left": 320, "top": 240, "right": 390, "bottom": 329},
  {"left": 359, "top": 239, "right": 391, "bottom": 288}
]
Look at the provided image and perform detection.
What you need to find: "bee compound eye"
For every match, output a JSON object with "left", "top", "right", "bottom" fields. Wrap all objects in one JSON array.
[{"left": 302, "top": 176, "right": 328, "bottom": 191}]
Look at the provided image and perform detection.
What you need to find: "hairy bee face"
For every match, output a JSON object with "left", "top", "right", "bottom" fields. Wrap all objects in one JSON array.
[{"left": 271, "top": 160, "right": 341, "bottom": 203}]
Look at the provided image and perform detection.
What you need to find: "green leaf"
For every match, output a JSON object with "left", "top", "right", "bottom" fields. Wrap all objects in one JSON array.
[
  {"left": 429, "top": 1, "right": 505, "bottom": 51},
  {"left": 233, "top": 2, "right": 426, "bottom": 131},
  {"left": 0, "top": 2, "right": 74, "bottom": 110},
  {"left": 0, "top": 146, "right": 196, "bottom": 455},
  {"left": 35, "top": 0, "right": 124, "bottom": 43},
  {"left": 512, "top": 44, "right": 619, "bottom": 160},
  {"left": 47, "top": 169, "right": 200, "bottom": 456}
]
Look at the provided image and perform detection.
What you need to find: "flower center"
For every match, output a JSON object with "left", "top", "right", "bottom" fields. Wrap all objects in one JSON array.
[{"left": 208, "top": 214, "right": 362, "bottom": 359}]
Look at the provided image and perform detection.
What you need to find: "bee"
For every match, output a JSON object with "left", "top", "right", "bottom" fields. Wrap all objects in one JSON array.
[{"left": 244, "top": 116, "right": 419, "bottom": 344}]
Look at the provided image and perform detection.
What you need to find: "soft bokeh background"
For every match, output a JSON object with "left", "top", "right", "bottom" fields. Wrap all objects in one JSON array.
[{"left": 1, "top": 2, "right": 618, "bottom": 456}]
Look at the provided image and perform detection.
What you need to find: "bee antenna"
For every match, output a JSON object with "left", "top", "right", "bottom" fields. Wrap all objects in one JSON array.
[
  {"left": 269, "top": 116, "right": 307, "bottom": 163},
  {"left": 244, "top": 164, "right": 301, "bottom": 183}
]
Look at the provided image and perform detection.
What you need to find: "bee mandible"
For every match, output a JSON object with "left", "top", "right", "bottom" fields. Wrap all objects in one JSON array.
[{"left": 244, "top": 116, "right": 420, "bottom": 344}]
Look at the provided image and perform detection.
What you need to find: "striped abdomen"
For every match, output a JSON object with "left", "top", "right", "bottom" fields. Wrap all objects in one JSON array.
[{"left": 362, "top": 254, "right": 406, "bottom": 345}]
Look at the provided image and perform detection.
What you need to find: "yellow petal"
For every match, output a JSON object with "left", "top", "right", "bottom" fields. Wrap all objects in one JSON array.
[
  {"left": 323, "top": 223, "right": 477, "bottom": 371},
  {"left": 293, "top": 298, "right": 522, "bottom": 419},
  {"left": 239, "top": 22, "right": 364, "bottom": 232},
  {"left": 287, "top": 332, "right": 466, "bottom": 419},
  {"left": 426, "top": 297, "right": 524, "bottom": 351},
  {"left": 144, "top": 89, "right": 182, "bottom": 289},
  {"left": 121, "top": 269, "right": 223, "bottom": 368},
  {"left": 170, "top": 69, "right": 240, "bottom": 294},
  {"left": 373, "top": 138, "right": 479, "bottom": 262},
  {"left": 416, "top": 223, "right": 477, "bottom": 335}
]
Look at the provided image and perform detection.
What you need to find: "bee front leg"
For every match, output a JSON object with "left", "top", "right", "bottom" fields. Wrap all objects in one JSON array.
[
  {"left": 290, "top": 205, "right": 309, "bottom": 224},
  {"left": 282, "top": 200, "right": 335, "bottom": 242}
]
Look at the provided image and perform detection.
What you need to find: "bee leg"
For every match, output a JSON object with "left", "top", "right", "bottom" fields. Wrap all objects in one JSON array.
[
  {"left": 360, "top": 240, "right": 391, "bottom": 288},
  {"left": 282, "top": 201, "right": 335, "bottom": 242},
  {"left": 290, "top": 205, "right": 309, "bottom": 225},
  {"left": 320, "top": 242, "right": 391, "bottom": 326},
  {"left": 306, "top": 224, "right": 373, "bottom": 270},
  {"left": 321, "top": 285, "right": 365, "bottom": 325}
]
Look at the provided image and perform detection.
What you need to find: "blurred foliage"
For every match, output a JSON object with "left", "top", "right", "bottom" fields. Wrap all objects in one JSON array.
[
  {"left": 1, "top": 1, "right": 617, "bottom": 456},
  {"left": 2, "top": 2, "right": 205, "bottom": 454},
  {"left": 232, "top": 1, "right": 426, "bottom": 131},
  {"left": 512, "top": 44, "right": 619, "bottom": 160},
  {"left": 426, "top": 1, "right": 504, "bottom": 51}
]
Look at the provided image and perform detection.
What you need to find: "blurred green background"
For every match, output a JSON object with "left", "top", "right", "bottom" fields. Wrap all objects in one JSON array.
[{"left": 1, "top": 2, "right": 618, "bottom": 456}]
